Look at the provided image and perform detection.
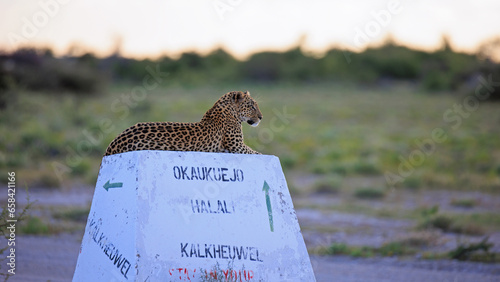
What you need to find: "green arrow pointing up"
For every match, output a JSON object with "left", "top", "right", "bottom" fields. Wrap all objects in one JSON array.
[
  {"left": 263, "top": 181, "right": 274, "bottom": 232},
  {"left": 103, "top": 180, "right": 123, "bottom": 191}
]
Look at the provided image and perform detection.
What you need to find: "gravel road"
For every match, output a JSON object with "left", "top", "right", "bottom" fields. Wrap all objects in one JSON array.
[
  {"left": 311, "top": 255, "right": 500, "bottom": 282},
  {"left": 2, "top": 232, "right": 499, "bottom": 282}
]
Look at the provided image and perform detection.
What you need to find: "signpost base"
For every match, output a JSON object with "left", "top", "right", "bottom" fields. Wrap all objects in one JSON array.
[{"left": 73, "top": 151, "right": 315, "bottom": 281}]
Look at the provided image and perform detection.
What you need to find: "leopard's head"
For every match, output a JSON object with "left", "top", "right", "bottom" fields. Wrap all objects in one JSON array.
[{"left": 232, "top": 91, "right": 263, "bottom": 127}]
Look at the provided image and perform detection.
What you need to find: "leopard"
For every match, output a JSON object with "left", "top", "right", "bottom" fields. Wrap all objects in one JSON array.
[{"left": 104, "top": 91, "right": 263, "bottom": 156}]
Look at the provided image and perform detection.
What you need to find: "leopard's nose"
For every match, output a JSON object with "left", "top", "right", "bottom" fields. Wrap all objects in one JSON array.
[{"left": 258, "top": 114, "right": 263, "bottom": 120}]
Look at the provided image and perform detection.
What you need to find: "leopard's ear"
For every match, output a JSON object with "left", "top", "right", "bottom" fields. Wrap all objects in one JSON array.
[{"left": 233, "top": 91, "right": 245, "bottom": 103}]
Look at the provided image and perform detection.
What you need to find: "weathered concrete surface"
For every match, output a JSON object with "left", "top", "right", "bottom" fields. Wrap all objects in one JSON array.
[{"left": 73, "top": 151, "right": 315, "bottom": 281}]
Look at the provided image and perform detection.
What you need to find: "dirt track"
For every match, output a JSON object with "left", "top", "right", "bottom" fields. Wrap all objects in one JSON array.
[
  {"left": 3, "top": 233, "right": 500, "bottom": 282},
  {"left": 2, "top": 187, "right": 500, "bottom": 281}
]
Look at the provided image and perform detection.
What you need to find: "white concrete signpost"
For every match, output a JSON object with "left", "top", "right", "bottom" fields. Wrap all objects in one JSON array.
[{"left": 73, "top": 151, "right": 315, "bottom": 281}]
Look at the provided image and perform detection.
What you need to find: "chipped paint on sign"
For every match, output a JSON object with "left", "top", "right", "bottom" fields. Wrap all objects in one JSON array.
[{"left": 73, "top": 151, "right": 315, "bottom": 281}]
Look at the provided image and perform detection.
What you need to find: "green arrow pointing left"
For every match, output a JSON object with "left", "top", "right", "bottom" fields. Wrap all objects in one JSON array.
[{"left": 103, "top": 180, "right": 123, "bottom": 191}]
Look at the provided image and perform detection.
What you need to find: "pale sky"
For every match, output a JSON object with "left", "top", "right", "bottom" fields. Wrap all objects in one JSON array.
[{"left": 1, "top": 0, "right": 499, "bottom": 59}]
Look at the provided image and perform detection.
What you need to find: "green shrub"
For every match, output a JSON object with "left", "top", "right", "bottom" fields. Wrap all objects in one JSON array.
[
  {"left": 312, "top": 175, "right": 342, "bottom": 194},
  {"left": 330, "top": 164, "right": 349, "bottom": 175},
  {"left": 350, "top": 247, "right": 374, "bottom": 258},
  {"left": 354, "top": 188, "right": 385, "bottom": 200},
  {"left": 70, "top": 159, "right": 92, "bottom": 176},
  {"left": 429, "top": 215, "right": 454, "bottom": 231},
  {"left": 53, "top": 208, "right": 90, "bottom": 222},
  {"left": 422, "top": 71, "right": 452, "bottom": 91},
  {"left": 323, "top": 242, "right": 415, "bottom": 258},
  {"left": 310, "top": 163, "right": 329, "bottom": 174},
  {"left": 404, "top": 176, "right": 423, "bottom": 190},
  {"left": 326, "top": 243, "right": 349, "bottom": 255},
  {"left": 36, "top": 173, "right": 61, "bottom": 188},
  {"left": 378, "top": 242, "right": 415, "bottom": 256},
  {"left": 448, "top": 237, "right": 494, "bottom": 261},
  {"left": 351, "top": 162, "right": 380, "bottom": 175},
  {"left": 21, "top": 217, "right": 49, "bottom": 235},
  {"left": 1, "top": 48, "right": 105, "bottom": 94},
  {"left": 450, "top": 198, "right": 477, "bottom": 208},
  {"left": 417, "top": 205, "right": 440, "bottom": 229},
  {"left": 417, "top": 206, "right": 485, "bottom": 235},
  {"left": 418, "top": 207, "right": 457, "bottom": 232}
]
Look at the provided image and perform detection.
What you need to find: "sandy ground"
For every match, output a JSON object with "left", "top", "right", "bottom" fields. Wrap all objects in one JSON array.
[
  {"left": 2, "top": 233, "right": 500, "bottom": 282},
  {"left": 1, "top": 187, "right": 500, "bottom": 281}
]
